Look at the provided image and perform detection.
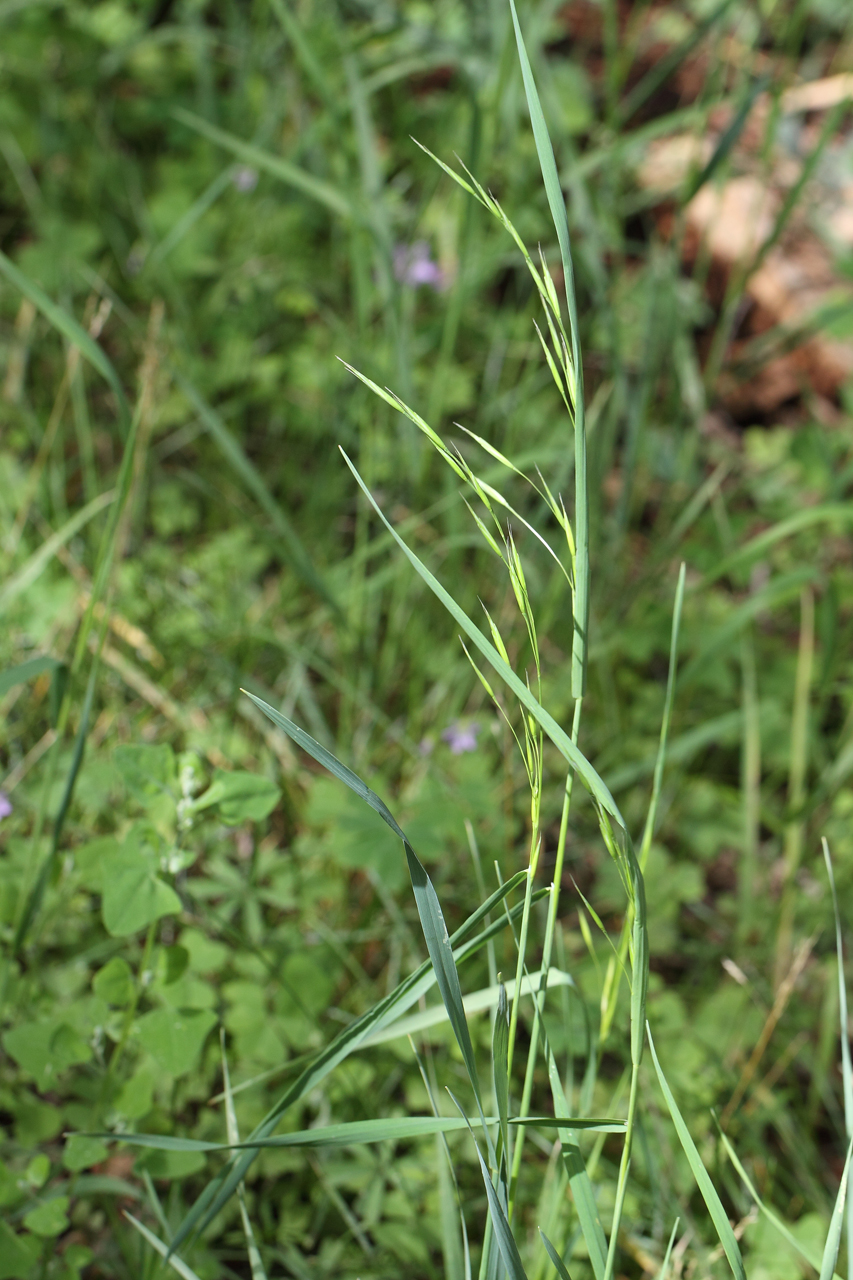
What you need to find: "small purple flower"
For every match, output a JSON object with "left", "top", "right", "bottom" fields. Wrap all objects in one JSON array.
[
  {"left": 441, "top": 722, "right": 480, "bottom": 755},
  {"left": 0, "top": 791, "right": 12, "bottom": 820},
  {"left": 393, "top": 240, "right": 444, "bottom": 290},
  {"left": 232, "top": 166, "right": 259, "bottom": 193}
]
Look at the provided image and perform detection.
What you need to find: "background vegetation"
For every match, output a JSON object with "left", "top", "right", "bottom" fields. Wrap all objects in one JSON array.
[{"left": 2, "top": 0, "right": 853, "bottom": 1276}]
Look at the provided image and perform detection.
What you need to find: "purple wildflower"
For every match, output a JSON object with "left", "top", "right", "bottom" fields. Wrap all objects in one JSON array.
[
  {"left": 0, "top": 791, "right": 12, "bottom": 819},
  {"left": 233, "top": 166, "right": 259, "bottom": 193},
  {"left": 393, "top": 241, "right": 444, "bottom": 290},
  {"left": 441, "top": 722, "right": 480, "bottom": 755}
]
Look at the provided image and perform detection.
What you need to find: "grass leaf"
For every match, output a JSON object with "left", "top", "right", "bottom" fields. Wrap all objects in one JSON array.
[{"left": 647, "top": 1026, "right": 746, "bottom": 1279}]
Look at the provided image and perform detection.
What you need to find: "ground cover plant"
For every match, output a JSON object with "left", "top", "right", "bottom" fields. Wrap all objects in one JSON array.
[{"left": 3, "top": 0, "right": 853, "bottom": 1276}]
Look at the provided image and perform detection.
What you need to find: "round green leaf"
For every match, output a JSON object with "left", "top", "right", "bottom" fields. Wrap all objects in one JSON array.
[
  {"left": 63, "top": 1134, "right": 108, "bottom": 1172},
  {"left": 23, "top": 1195, "right": 69, "bottom": 1238},
  {"left": 135, "top": 1007, "right": 217, "bottom": 1076}
]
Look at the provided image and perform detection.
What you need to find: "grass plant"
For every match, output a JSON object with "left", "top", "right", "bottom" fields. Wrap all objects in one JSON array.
[{"left": 3, "top": 0, "right": 853, "bottom": 1277}]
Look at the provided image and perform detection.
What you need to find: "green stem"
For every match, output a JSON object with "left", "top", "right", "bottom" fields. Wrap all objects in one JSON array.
[
  {"left": 602, "top": 1060, "right": 640, "bottom": 1280},
  {"left": 507, "top": 699, "right": 583, "bottom": 1216},
  {"left": 107, "top": 919, "right": 158, "bottom": 1082}
]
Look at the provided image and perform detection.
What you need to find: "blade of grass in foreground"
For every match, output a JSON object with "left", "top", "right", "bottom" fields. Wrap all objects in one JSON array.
[
  {"left": 221, "top": 1034, "right": 268, "bottom": 1280},
  {"left": 647, "top": 1025, "right": 746, "bottom": 1280},
  {"left": 243, "top": 691, "right": 482, "bottom": 1109},
  {"left": 539, "top": 1228, "right": 574, "bottom": 1280},
  {"left": 124, "top": 1213, "right": 202, "bottom": 1280},
  {"left": 89, "top": 1114, "right": 626, "bottom": 1154},
  {"left": 338, "top": 450, "right": 624, "bottom": 829},
  {"left": 822, "top": 838, "right": 853, "bottom": 1270},
  {"left": 718, "top": 1129, "right": 834, "bottom": 1277},
  {"left": 456, "top": 1104, "right": 529, "bottom": 1280},
  {"left": 820, "top": 1137, "right": 853, "bottom": 1280}
]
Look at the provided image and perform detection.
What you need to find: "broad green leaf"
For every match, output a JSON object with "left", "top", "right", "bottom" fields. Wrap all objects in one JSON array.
[
  {"left": 114, "top": 744, "right": 177, "bottom": 806},
  {"left": 92, "top": 957, "right": 134, "bottom": 1005},
  {"left": 23, "top": 1196, "right": 69, "bottom": 1238},
  {"left": 102, "top": 855, "right": 181, "bottom": 937},
  {"left": 0, "top": 1221, "right": 39, "bottom": 1280},
  {"left": 136, "top": 1007, "right": 217, "bottom": 1077},
  {"left": 74, "top": 837, "right": 120, "bottom": 891},
  {"left": 2, "top": 1020, "right": 91, "bottom": 1089},
  {"left": 647, "top": 1026, "right": 746, "bottom": 1279},
  {"left": 193, "top": 769, "right": 280, "bottom": 824},
  {"left": 63, "top": 1135, "right": 108, "bottom": 1172}
]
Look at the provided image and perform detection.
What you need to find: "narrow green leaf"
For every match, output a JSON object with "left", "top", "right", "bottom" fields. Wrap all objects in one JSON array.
[
  {"left": 493, "top": 983, "right": 510, "bottom": 1160},
  {"left": 338, "top": 451, "right": 623, "bottom": 828},
  {"left": 647, "top": 1026, "right": 746, "bottom": 1279},
  {"left": 539, "top": 1228, "right": 574, "bottom": 1279},
  {"left": 0, "top": 249, "right": 130, "bottom": 432},
  {"left": 718, "top": 1129, "right": 829, "bottom": 1275},
  {"left": 173, "top": 371, "right": 339, "bottom": 614},
  {"left": 364, "top": 966, "right": 572, "bottom": 1047},
  {"left": 640, "top": 564, "right": 686, "bottom": 864},
  {"left": 243, "top": 691, "right": 482, "bottom": 1103},
  {"left": 506, "top": 0, "right": 588, "bottom": 696},
  {"left": 700, "top": 503, "right": 853, "bottom": 588},
  {"left": 546, "top": 1046, "right": 607, "bottom": 1280},
  {"left": 221, "top": 1035, "right": 268, "bottom": 1280},
  {"left": 466, "top": 1118, "right": 529, "bottom": 1280},
  {"left": 683, "top": 76, "right": 769, "bottom": 202},
  {"left": 820, "top": 1137, "right": 853, "bottom": 1280},
  {"left": 823, "top": 838, "right": 853, "bottom": 1267},
  {"left": 124, "top": 1212, "right": 203, "bottom": 1280},
  {"left": 0, "top": 492, "right": 114, "bottom": 615},
  {"left": 656, "top": 1220, "right": 680, "bottom": 1280},
  {"left": 172, "top": 107, "right": 355, "bottom": 221},
  {"left": 89, "top": 1113, "right": 626, "bottom": 1155}
]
